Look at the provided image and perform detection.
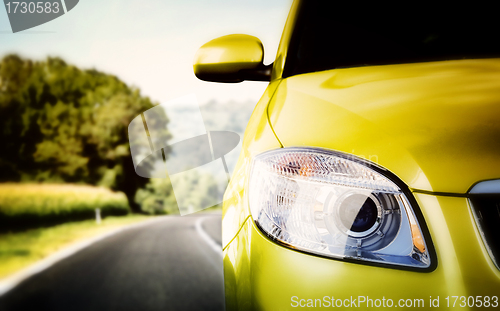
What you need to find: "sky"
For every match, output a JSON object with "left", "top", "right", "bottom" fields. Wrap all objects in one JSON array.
[{"left": 0, "top": 0, "right": 293, "bottom": 105}]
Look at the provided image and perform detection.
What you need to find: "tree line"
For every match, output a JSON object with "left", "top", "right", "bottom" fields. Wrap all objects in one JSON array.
[{"left": 0, "top": 54, "right": 169, "bottom": 213}]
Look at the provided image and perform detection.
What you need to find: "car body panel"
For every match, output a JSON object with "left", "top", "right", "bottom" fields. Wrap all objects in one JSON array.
[
  {"left": 222, "top": 80, "right": 282, "bottom": 248},
  {"left": 267, "top": 59, "right": 500, "bottom": 194},
  {"left": 270, "top": 0, "right": 300, "bottom": 82},
  {"left": 223, "top": 192, "right": 500, "bottom": 310},
  {"left": 217, "top": 1, "right": 500, "bottom": 309},
  {"left": 221, "top": 59, "right": 500, "bottom": 309}
]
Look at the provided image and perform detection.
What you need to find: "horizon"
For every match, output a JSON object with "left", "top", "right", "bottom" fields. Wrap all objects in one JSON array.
[{"left": 0, "top": 0, "right": 293, "bottom": 105}]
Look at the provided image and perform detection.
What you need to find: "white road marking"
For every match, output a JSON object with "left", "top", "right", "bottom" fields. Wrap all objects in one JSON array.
[{"left": 195, "top": 217, "right": 223, "bottom": 257}]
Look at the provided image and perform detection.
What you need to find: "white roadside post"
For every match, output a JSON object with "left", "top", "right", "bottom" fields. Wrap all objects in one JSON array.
[{"left": 95, "top": 208, "right": 101, "bottom": 224}]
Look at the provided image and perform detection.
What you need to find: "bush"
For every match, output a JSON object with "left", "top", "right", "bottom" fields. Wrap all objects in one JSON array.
[
  {"left": 134, "top": 178, "right": 177, "bottom": 215},
  {"left": 0, "top": 183, "right": 130, "bottom": 231}
]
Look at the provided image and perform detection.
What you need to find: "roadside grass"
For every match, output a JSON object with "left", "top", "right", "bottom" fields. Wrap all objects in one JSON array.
[
  {"left": 0, "top": 183, "right": 130, "bottom": 231},
  {"left": 0, "top": 214, "right": 152, "bottom": 279},
  {"left": 0, "top": 183, "right": 220, "bottom": 279}
]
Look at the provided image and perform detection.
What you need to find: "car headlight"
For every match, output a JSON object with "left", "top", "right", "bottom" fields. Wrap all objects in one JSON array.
[{"left": 248, "top": 147, "right": 433, "bottom": 270}]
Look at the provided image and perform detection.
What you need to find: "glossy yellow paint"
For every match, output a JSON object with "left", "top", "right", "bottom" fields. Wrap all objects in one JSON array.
[
  {"left": 220, "top": 57, "right": 500, "bottom": 309},
  {"left": 193, "top": 34, "right": 264, "bottom": 82},
  {"left": 267, "top": 59, "right": 500, "bottom": 194},
  {"left": 222, "top": 80, "right": 282, "bottom": 248},
  {"left": 270, "top": 0, "right": 301, "bottom": 81},
  {"left": 223, "top": 192, "right": 500, "bottom": 310},
  {"left": 207, "top": 2, "right": 500, "bottom": 308}
]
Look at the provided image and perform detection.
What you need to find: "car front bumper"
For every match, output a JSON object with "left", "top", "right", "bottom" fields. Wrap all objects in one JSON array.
[{"left": 223, "top": 192, "right": 500, "bottom": 310}]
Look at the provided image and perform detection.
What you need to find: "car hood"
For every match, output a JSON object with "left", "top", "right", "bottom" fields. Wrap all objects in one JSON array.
[{"left": 268, "top": 59, "right": 500, "bottom": 194}]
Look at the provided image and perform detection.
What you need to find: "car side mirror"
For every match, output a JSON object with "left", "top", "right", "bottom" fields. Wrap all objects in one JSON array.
[{"left": 193, "top": 34, "right": 271, "bottom": 83}]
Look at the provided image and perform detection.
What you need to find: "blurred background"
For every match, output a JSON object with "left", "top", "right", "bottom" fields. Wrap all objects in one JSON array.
[{"left": 0, "top": 0, "right": 292, "bottom": 310}]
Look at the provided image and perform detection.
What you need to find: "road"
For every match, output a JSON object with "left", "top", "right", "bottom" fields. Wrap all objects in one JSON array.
[{"left": 0, "top": 214, "right": 225, "bottom": 311}]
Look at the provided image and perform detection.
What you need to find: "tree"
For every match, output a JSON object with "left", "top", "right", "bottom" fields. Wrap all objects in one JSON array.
[
  {"left": 0, "top": 54, "right": 170, "bottom": 212},
  {"left": 134, "top": 178, "right": 178, "bottom": 215}
]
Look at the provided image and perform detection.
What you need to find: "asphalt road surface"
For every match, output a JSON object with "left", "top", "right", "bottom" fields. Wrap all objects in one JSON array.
[{"left": 0, "top": 214, "right": 225, "bottom": 311}]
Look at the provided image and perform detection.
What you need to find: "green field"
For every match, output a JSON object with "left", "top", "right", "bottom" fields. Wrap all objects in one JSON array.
[{"left": 0, "top": 183, "right": 130, "bottom": 231}]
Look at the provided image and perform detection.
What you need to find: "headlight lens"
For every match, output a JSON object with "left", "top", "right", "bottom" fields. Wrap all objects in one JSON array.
[{"left": 248, "top": 147, "right": 431, "bottom": 269}]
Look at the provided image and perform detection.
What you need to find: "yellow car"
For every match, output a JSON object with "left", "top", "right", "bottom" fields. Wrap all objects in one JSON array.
[{"left": 194, "top": 1, "right": 500, "bottom": 309}]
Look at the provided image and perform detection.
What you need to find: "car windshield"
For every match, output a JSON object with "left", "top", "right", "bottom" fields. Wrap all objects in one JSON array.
[{"left": 283, "top": 1, "right": 500, "bottom": 77}]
